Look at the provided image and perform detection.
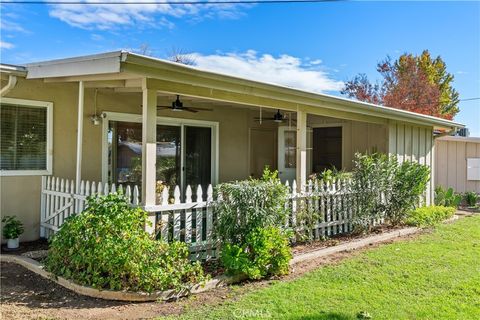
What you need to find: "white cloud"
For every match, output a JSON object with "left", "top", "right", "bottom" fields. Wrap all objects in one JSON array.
[
  {"left": 191, "top": 50, "right": 343, "bottom": 93},
  {"left": 0, "top": 41, "right": 15, "bottom": 50},
  {"left": 48, "top": 1, "right": 250, "bottom": 30}
]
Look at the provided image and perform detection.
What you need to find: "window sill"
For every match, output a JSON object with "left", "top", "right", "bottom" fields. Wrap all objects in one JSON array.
[{"left": 0, "top": 170, "right": 52, "bottom": 177}]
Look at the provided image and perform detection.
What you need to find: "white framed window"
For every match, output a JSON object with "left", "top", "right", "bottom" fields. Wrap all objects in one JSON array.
[{"left": 0, "top": 97, "right": 53, "bottom": 176}]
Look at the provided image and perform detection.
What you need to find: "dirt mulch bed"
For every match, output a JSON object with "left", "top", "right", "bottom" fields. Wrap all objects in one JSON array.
[
  {"left": 1, "top": 239, "right": 49, "bottom": 255},
  {"left": 291, "top": 223, "right": 406, "bottom": 256},
  {"left": 0, "top": 230, "right": 424, "bottom": 320}
]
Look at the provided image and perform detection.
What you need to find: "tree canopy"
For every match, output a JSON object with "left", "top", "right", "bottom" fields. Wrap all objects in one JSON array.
[{"left": 341, "top": 50, "right": 459, "bottom": 120}]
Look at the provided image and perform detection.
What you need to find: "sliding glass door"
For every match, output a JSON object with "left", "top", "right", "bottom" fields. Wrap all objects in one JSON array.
[{"left": 107, "top": 118, "right": 214, "bottom": 197}]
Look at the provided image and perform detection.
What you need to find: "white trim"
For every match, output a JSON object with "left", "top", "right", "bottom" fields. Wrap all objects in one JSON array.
[
  {"left": 309, "top": 123, "right": 345, "bottom": 171},
  {"left": 436, "top": 135, "right": 480, "bottom": 143},
  {"left": 101, "top": 111, "right": 219, "bottom": 187},
  {"left": 0, "top": 97, "right": 53, "bottom": 176}
]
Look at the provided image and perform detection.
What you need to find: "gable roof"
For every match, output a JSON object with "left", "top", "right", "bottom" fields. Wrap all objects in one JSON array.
[{"left": 3, "top": 51, "right": 464, "bottom": 130}]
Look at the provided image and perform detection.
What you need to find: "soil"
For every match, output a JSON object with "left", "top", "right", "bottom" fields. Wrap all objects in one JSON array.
[
  {"left": 1, "top": 239, "right": 49, "bottom": 255},
  {"left": 0, "top": 230, "right": 424, "bottom": 320}
]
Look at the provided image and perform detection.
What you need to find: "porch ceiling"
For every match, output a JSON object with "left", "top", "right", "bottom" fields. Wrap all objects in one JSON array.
[{"left": 23, "top": 51, "right": 464, "bottom": 131}]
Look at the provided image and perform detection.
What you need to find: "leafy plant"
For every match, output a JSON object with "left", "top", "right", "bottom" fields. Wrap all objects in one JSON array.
[
  {"left": 384, "top": 160, "right": 430, "bottom": 225},
  {"left": 214, "top": 168, "right": 289, "bottom": 244},
  {"left": 435, "top": 186, "right": 462, "bottom": 208},
  {"left": 349, "top": 153, "right": 429, "bottom": 229},
  {"left": 349, "top": 153, "right": 396, "bottom": 231},
  {"left": 310, "top": 168, "right": 351, "bottom": 184},
  {"left": 45, "top": 193, "right": 206, "bottom": 293},
  {"left": 294, "top": 197, "right": 322, "bottom": 243},
  {"left": 463, "top": 191, "right": 479, "bottom": 207},
  {"left": 1, "top": 216, "right": 24, "bottom": 239},
  {"left": 221, "top": 226, "right": 292, "bottom": 280},
  {"left": 405, "top": 206, "right": 455, "bottom": 227}
]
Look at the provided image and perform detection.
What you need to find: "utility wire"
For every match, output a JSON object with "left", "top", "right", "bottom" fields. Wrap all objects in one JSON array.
[
  {"left": 459, "top": 97, "right": 480, "bottom": 102},
  {"left": 0, "top": 0, "right": 344, "bottom": 4}
]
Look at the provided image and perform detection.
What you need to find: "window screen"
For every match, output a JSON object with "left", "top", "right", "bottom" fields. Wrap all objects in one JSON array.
[{"left": 0, "top": 104, "right": 48, "bottom": 171}]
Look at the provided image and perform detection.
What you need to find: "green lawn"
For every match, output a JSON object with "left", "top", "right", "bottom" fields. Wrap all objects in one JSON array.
[{"left": 171, "top": 215, "right": 480, "bottom": 320}]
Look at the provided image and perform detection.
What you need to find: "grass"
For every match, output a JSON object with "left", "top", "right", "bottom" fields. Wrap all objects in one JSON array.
[{"left": 168, "top": 215, "right": 480, "bottom": 320}]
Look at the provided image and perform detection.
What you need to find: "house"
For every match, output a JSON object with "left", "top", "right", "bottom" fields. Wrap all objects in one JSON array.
[
  {"left": 0, "top": 51, "right": 464, "bottom": 242},
  {"left": 435, "top": 136, "right": 480, "bottom": 193}
]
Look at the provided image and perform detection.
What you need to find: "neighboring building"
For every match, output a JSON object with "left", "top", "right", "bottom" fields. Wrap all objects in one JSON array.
[
  {"left": 0, "top": 51, "right": 464, "bottom": 241},
  {"left": 435, "top": 136, "right": 480, "bottom": 193}
]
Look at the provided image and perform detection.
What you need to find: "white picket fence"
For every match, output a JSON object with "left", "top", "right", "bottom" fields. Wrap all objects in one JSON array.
[
  {"left": 40, "top": 176, "right": 140, "bottom": 238},
  {"left": 41, "top": 176, "right": 358, "bottom": 261}
]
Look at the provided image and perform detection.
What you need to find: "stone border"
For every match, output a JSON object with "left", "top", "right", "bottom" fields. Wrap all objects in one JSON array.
[{"left": 2, "top": 216, "right": 463, "bottom": 302}]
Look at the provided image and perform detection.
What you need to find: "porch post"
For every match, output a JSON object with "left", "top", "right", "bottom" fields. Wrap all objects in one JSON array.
[
  {"left": 296, "top": 110, "right": 307, "bottom": 192},
  {"left": 141, "top": 79, "right": 157, "bottom": 233},
  {"left": 75, "top": 81, "right": 84, "bottom": 190}
]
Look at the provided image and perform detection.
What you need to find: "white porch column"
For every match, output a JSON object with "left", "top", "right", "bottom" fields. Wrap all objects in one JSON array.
[
  {"left": 75, "top": 81, "right": 84, "bottom": 190},
  {"left": 296, "top": 110, "right": 307, "bottom": 192},
  {"left": 141, "top": 79, "right": 157, "bottom": 209}
]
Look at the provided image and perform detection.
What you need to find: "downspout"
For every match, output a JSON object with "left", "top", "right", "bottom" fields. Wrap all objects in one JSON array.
[
  {"left": 0, "top": 75, "right": 18, "bottom": 97},
  {"left": 75, "top": 81, "right": 85, "bottom": 191}
]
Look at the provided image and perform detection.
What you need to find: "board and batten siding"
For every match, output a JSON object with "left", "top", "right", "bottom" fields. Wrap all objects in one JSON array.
[
  {"left": 435, "top": 136, "right": 480, "bottom": 193},
  {"left": 388, "top": 121, "right": 435, "bottom": 205}
]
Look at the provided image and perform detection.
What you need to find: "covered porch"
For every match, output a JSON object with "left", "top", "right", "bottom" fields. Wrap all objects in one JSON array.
[{"left": 20, "top": 51, "right": 460, "bottom": 244}]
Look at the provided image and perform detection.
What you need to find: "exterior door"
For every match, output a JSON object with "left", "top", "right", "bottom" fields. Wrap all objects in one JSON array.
[{"left": 278, "top": 126, "right": 296, "bottom": 182}]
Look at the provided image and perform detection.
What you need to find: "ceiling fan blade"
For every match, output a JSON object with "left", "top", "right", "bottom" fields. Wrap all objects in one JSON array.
[
  {"left": 254, "top": 118, "right": 275, "bottom": 121},
  {"left": 190, "top": 107, "right": 213, "bottom": 111},
  {"left": 183, "top": 107, "right": 199, "bottom": 113},
  {"left": 157, "top": 106, "right": 171, "bottom": 109}
]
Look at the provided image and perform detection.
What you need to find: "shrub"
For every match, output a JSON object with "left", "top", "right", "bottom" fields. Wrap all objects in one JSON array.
[
  {"left": 45, "top": 194, "right": 206, "bottom": 293},
  {"left": 1, "top": 216, "right": 24, "bottom": 239},
  {"left": 221, "top": 226, "right": 292, "bottom": 279},
  {"left": 405, "top": 206, "right": 455, "bottom": 227},
  {"left": 435, "top": 186, "right": 462, "bottom": 208},
  {"left": 349, "top": 153, "right": 430, "bottom": 230},
  {"left": 349, "top": 153, "right": 396, "bottom": 231},
  {"left": 384, "top": 161, "right": 430, "bottom": 225},
  {"left": 214, "top": 168, "right": 289, "bottom": 244},
  {"left": 463, "top": 191, "right": 479, "bottom": 207}
]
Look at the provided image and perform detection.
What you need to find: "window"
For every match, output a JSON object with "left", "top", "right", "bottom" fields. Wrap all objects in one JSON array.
[
  {"left": 467, "top": 158, "right": 480, "bottom": 181},
  {"left": 103, "top": 112, "right": 218, "bottom": 196},
  {"left": 0, "top": 98, "right": 53, "bottom": 176},
  {"left": 312, "top": 126, "right": 342, "bottom": 173}
]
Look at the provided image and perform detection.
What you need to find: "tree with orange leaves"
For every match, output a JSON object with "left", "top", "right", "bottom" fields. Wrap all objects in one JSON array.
[{"left": 341, "top": 50, "right": 459, "bottom": 120}]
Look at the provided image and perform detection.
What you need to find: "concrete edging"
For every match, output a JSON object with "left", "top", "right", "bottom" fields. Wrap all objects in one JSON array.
[
  {"left": 3, "top": 216, "right": 461, "bottom": 302},
  {"left": 0, "top": 255, "right": 246, "bottom": 302}
]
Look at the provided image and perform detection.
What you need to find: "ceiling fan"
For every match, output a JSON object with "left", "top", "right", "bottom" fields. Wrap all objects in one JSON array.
[
  {"left": 254, "top": 109, "right": 296, "bottom": 124},
  {"left": 157, "top": 95, "right": 213, "bottom": 113}
]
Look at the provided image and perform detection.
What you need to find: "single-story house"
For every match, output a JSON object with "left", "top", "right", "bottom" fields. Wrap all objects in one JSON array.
[
  {"left": 0, "top": 51, "right": 464, "bottom": 242},
  {"left": 435, "top": 136, "right": 480, "bottom": 193}
]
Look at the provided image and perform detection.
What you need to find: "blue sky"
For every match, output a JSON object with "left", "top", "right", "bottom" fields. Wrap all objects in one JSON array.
[{"left": 1, "top": 1, "right": 479, "bottom": 135}]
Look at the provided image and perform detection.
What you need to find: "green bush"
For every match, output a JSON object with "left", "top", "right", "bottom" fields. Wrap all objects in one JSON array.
[
  {"left": 349, "top": 153, "right": 430, "bottom": 230},
  {"left": 405, "top": 206, "right": 455, "bottom": 227},
  {"left": 435, "top": 186, "right": 462, "bottom": 208},
  {"left": 221, "top": 226, "right": 292, "bottom": 280},
  {"left": 463, "top": 191, "right": 479, "bottom": 207},
  {"left": 214, "top": 168, "right": 289, "bottom": 244},
  {"left": 384, "top": 160, "right": 430, "bottom": 225},
  {"left": 45, "top": 194, "right": 206, "bottom": 293},
  {"left": 1, "top": 216, "right": 24, "bottom": 239}
]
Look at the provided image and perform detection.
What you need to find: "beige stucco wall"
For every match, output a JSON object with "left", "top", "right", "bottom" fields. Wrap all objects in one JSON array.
[{"left": 435, "top": 137, "right": 480, "bottom": 193}]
